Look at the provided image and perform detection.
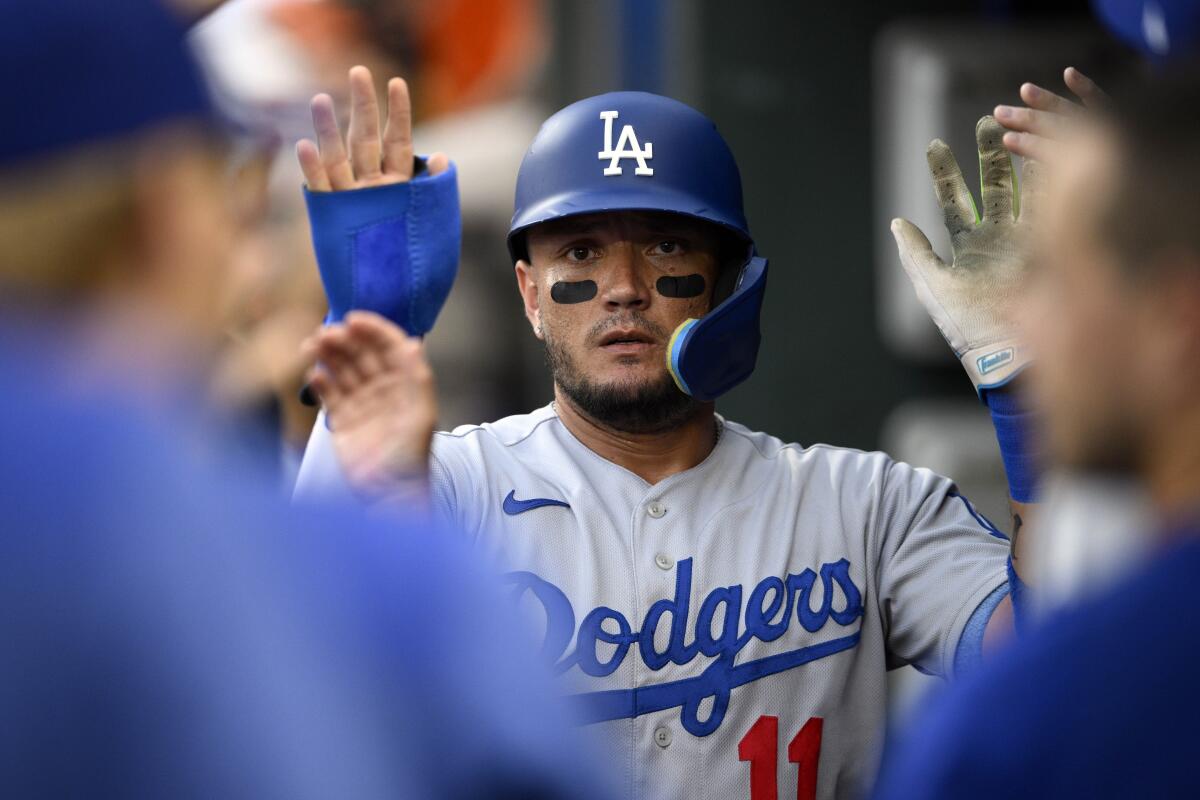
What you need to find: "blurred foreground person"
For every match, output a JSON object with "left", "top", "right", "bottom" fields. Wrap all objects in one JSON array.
[
  {"left": 0, "top": 1, "right": 608, "bottom": 797},
  {"left": 874, "top": 66, "right": 1200, "bottom": 799},
  {"left": 986, "top": 2, "right": 1200, "bottom": 618}
]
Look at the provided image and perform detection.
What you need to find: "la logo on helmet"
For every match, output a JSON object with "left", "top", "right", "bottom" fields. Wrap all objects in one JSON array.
[{"left": 598, "top": 110, "right": 654, "bottom": 176}]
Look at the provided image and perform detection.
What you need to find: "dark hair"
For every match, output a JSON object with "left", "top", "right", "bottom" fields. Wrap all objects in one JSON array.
[{"left": 1102, "top": 62, "right": 1200, "bottom": 278}]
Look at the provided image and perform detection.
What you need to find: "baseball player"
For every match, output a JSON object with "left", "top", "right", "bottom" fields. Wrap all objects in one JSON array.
[{"left": 295, "top": 68, "right": 1035, "bottom": 799}]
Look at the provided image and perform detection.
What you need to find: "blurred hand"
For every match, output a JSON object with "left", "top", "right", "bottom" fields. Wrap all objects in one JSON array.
[
  {"left": 891, "top": 116, "right": 1040, "bottom": 392},
  {"left": 993, "top": 67, "right": 1109, "bottom": 162},
  {"left": 303, "top": 311, "right": 437, "bottom": 497},
  {"left": 297, "top": 65, "right": 449, "bottom": 191}
]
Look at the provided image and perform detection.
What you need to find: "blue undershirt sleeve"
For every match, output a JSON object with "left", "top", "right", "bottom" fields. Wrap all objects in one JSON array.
[{"left": 953, "top": 581, "right": 1010, "bottom": 675}]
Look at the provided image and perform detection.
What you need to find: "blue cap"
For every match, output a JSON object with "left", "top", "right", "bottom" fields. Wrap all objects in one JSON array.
[
  {"left": 508, "top": 91, "right": 751, "bottom": 262},
  {"left": 0, "top": 0, "right": 217, "bottom": 167},
  {"left": 1092, "top": 0, "right": 1200, "bottom": 59}
]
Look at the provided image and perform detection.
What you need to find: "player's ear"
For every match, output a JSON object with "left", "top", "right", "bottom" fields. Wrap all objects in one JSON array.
[{"left": 514, "top": 258, "right": 543, "bottom": 340}]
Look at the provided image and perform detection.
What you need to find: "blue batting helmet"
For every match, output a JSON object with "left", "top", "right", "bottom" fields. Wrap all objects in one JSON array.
[
  {"left": 507, "top": 91, "right": 768, "bottom": 402},
  {"left": 508, "top": 91, "right": 751, "bottom": 261}
]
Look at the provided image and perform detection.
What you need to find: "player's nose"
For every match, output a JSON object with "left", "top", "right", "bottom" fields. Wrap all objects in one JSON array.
[{"left": 601, "top": 244, "right": 651, "bottom": 311}]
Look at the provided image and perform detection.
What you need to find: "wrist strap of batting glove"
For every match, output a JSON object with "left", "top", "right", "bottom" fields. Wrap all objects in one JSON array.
[{"left": 984, "top": 386, "right": 1039, "bottom": 503}]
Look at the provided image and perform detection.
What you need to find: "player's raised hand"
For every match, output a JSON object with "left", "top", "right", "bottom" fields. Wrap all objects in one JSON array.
[
  {"left": 303, "top": 311, "right": 437, "bottom": 498},
  {"left": 993, "top": 67, "right": 1109, "bottom": 162},
  {"left": 891, "top": 116, "right": 1039, "bottom": 392},
  {"left": 296, "top": 65, "right": 449, "bottom": 192}
]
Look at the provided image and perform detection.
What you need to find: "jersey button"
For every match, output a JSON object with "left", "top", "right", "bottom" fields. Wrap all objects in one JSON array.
[
  {"left": 647, "top": 501, "right": 666, "bottom": 518},
  {"left": 654, "top": 726, "right": 672, "bottom": 748},
  {"left": 655, "top": 553, "right": 674, "bottom": 571}
]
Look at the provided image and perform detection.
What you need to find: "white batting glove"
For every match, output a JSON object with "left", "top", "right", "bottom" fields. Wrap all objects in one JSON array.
[{"left": 891, "top": 115, "right": 1041, "bottom": 393}]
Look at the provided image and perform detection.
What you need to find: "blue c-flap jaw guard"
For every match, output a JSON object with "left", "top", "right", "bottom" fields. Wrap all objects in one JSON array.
[{"left": 667, "top": 256, "right": 768, "bottom": 403}]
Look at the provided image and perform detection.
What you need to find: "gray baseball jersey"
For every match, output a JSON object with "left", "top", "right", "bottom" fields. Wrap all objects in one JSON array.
[{"left": 295, "top": 404, "right": 1010, "bottom": 800}]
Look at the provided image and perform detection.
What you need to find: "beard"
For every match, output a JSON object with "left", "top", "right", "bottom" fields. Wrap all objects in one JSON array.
[{"left": 542, "top": 316, "right": 701, "bottom": 435}]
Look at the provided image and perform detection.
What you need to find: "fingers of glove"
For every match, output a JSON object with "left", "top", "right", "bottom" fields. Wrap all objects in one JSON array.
[
  {"left": 926, "top": 139, "right": 979, "bottom": 237},
  {"left": 891, "top": 218, "right": 965, "bottom": 350},
  {"left": 1064, "top": 67, "right": 1109, "bottom": 109},
  {"left": 296, "top": 139, "right": 331, "bottom": 191},
  {"left": 311, "top": 93, "right": 357, "bottom": 190},
  {"left": 381, "top": 77, "right": 415, "bottom": 179},
  {"left": 346, "top": 66, "right": 383, "bottom": 182},
  {"left": 976, "top": 116, "right": 1015, "bottom": 223},
  {"left": 890, "top": 217, "right": 946, "bottom": 278}
]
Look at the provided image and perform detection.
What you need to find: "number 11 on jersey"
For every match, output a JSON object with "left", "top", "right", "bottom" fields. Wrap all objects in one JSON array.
[{"left": 737, "top": 715, "right": 824, "bottom": 800}]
